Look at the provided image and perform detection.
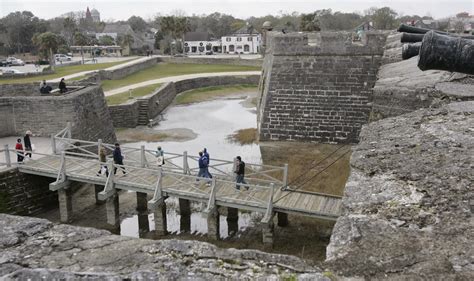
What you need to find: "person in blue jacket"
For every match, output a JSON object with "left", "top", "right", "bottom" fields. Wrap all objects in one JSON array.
[
  {"left": 203, "top": 148, "right": 212, "bottom": 178},
  {"left": 196, "top": 151, "right": 210, "bottom": 185},
  {"left": 113, "top": 143, "right": 126, "bottom": 175}
]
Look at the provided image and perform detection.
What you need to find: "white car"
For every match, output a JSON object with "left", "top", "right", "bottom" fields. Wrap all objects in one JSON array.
[
  {"left": 54, "top": 54, "right": 72, "bottom": 62},
  {"left": 0, "top": 69, "right": 23, "bottom": 75},
  {"left": 6, "top": 57, "right": 25, "bottom": 66}
]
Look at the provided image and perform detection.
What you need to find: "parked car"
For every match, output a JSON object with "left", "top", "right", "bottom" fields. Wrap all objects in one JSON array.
[
  {"left": 173, "top": 53, "right": 187, "bottom": 57},
  {"left": 205, "top": 50, "right": 214, "bottom": 55},
  {"left": 6, "top": 57, "right": 25, "bottom": 66},
  {"left": 0, "top": 59, "right": 11, "bottom": 67},
  {"left": 54, "top": 54, "right": 72, "bottom": 62},
  {"left": 0, "top": 69, "right": 23, "bottom": 75}
]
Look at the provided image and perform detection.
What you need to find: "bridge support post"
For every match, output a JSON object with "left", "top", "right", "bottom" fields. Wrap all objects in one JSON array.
[
  {"left": 94, "top": 185, "right": 105, "bottom": 205},
  {"left": 179, "top": 198, "right": 191, "bottom": 233},
  {"left": 4, "top": 144, "right": 11, "bottom": 167},
  {"left": 262, "top": 216, "right": 275, "bottom": 248},
  {"left": 277, "top": 212, "right": 289, "bottom": 227},
  {"left": 153, "top": 201, "right": 167, "bottom": 236},
  {"left": 206, "top": 207, "right": 220, "bottom": 240},
  {"left": 58, "top": 186, "right": 73, "bottom": 223},
  {"left": 136, "top": 192, "right": 148, "bottom": 213},
  {"left": 227, "top": 207, "right": 239, "bottom": 236},
  {"left": 106, "top": 190, "right": 120, "bottom": 228}
]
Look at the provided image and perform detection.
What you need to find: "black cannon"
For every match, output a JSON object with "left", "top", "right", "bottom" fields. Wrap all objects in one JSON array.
[
  {"left": 401, "top": 33, "right": 425, "bottom": 43},
  {"left": 402, "top": 43, "right": 422, "bottom": 60},
  {"left": 397, "top": 23, "right": 449, "bottom": 35},
  {"left": 418, "top": 31, "right": 474, "bottom": 75},
  {"left": 401, "top": 31, "right": 474, "bottom": 43}
]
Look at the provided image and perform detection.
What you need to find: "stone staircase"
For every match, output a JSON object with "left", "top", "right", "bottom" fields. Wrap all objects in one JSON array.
[{"left": 137, "top": 100, "right": 149, "bottom": 126}]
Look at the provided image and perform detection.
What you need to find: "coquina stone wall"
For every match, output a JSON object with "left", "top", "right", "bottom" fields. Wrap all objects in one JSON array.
[
  {"left": 0, "top": 85, "right": 116, "bottom": 143},
  {"left": 257, "top": 32, "right": 386, "bottom": 144},
  {"left": 0, "top": 167, "right": 56, "bottom": 215},
  {"left": 98, "top": 57, "right": 159, "bottom": 80},
  {"left": 109, "top": 75, "right": 260, "bottom": 127}
]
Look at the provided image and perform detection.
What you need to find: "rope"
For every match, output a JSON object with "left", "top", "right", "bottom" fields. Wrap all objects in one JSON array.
[
  {"left": 285, "top": 144, "right": 346, "bottom": 187},
  {"left": 274, "top": 149, "right": 351, "bottom": 204}
]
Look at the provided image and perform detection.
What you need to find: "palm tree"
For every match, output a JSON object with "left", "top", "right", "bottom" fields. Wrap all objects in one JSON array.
[
  {"left": 174, "top": 17, "right": 190, "bottom": 54},
  {"left": 32, "top": 32, "right": 59, "bottom": 70},
  {"left": 74, "top": 32, "right": 89, "bottom": 64},
  {"left": 118, "top": 34, "right": 134, "bottom": 56}
]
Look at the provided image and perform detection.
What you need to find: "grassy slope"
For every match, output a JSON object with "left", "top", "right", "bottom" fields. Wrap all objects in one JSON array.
[
  {"left": 101, "top": 63, "right": 260, "bottom": 91},
  {"left": 0, "top": 59, "right": 135, "bottom": 84},
  {"left": 175, "top": 84, "right": 257, "bottom": 105},
  {"left": 106, "top": 83, "right": 162, "bottom": 105}
]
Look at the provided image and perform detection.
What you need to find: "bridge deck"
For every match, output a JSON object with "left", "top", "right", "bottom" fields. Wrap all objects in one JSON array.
[{"left": 18, "top": 155, "right": 342, "bottom": 220}]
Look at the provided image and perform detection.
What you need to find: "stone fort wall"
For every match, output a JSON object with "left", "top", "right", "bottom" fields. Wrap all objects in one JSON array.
[
  {"left": 0, "top": 85, "right": 116, "bottom": 144},
  {"left": 257, "top": 32, "right": 386, "bottom": 143}
]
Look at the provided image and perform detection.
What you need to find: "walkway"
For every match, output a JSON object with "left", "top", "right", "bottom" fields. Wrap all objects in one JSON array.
[
  {"left": 104, "top": 71, "right": 261, "bottom": 97},
  {"left": 48, "top": 56, "right": 145, "bottom": 83}
]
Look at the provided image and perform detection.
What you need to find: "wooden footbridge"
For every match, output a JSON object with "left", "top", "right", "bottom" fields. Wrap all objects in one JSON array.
[{"left": 1, "top": 124, "right": 342, "bottom": 245}]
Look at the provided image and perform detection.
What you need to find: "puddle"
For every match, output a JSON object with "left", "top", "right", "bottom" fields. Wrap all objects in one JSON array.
[{"left": 120, "top": 198, "right": 261, "bottom": 239}]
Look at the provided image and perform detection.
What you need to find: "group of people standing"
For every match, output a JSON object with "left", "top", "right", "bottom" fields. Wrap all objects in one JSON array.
[
  {"left": 39, "top": 78, "right": 67, "bottom": 94},
  {"left": 96, "top": 144, "right": 248, "bottom": 190},
  {"left": 15, "top": 131, "right": 33, "bottom": 163}
]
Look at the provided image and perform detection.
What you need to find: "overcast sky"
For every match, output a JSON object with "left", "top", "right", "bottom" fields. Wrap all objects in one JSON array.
[{"left": 0, "top": 0, "right": 472, "bottom": 21}]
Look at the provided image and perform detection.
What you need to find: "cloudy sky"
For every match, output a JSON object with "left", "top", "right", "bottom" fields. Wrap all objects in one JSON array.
[{"left": 0, "top": 0, "right": 472, "bottom": 20}]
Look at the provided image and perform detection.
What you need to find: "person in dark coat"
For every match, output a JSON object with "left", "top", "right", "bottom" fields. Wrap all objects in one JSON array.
[
  {"left": 113, "top": 143, "right": 126, "bottom": 175},
  {"left": 196, "top": 151, "right": 210, "bottom": 185},
  {"left": 23, "top": 130, "right": 32, "bottom": 158},
  {"left": 234, "top": 156, "right": 248, "bottom": 190},
  {"left": 203, "top": 148, "right": 212, "bottom": 178},
  {"left": 59, "top": 78, "right": 67, "bottom": 93}
]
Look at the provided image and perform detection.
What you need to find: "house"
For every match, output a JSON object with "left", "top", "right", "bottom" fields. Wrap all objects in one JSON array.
[
  {"left": 221, "top": 26, "right": 261, "bottom": 54},
  {"left": 70, "top": 45, "right": 122, "bottom": 57},
  {"left": 184, "top": 32, "right": 221, "bottom": 55}
]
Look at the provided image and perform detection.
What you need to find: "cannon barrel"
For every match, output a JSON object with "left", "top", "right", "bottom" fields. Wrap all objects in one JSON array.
[
  {"left": 418, "top": 31, "right": 474, "bottom": 75},
  {"left": 397, "top": 23, "right": 448, "bottom": 35},
  {"left": 401, "top": 33, "right": 425, "bottom": 43},
  {"left": 402, "top": 43, "right": 422, "bottom": 60},
  {"left": 401, "top": 31, "right": 474, "bottom": 43}
]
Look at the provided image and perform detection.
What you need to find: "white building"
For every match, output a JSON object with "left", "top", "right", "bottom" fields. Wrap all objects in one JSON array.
[
  {"left": 221, "top": 26, "right": 261, "bottom": 54},
  {"left": 184, "top": 32, "right": 221, "bottom": 55}
]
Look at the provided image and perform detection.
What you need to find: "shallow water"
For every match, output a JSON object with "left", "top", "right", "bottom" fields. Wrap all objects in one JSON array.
[
  {"left": 124, "top": 97, "right": 262, "bottom": 167},
  {"left": 121, "top": 198, "right": 261, "bottom": 239},
  {"left": 121, "top": 96, "right": 263, "bottom": 238}
]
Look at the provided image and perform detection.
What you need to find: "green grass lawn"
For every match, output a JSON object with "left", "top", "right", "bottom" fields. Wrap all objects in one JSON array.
[
  {"left": 175, "top": 84, "right": 258, "bottom": 105},
  {"left": 101, "top": 63, "right": 261, "bottom": 91},
  {"left": 0, "top": 59, "right": 136, "bottom": 84},
  {"left": 106, "top": 83, "right": 162, "bottom": 105}
]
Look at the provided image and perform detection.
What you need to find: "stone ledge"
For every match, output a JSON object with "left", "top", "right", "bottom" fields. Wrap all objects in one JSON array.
[{"left": 0, "top": 214, "right": 325, "bottom": 279}]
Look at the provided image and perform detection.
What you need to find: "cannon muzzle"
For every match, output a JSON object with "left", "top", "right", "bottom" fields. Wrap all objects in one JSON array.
[
  {"left": 418, "top": 31, "right": 474, "bottom": 75},
  {"left": 402, "top": 43, "right": 422, "bottom": 60},
  {"left": 401, "top": 33, "right": 425, "bottom": 43}
]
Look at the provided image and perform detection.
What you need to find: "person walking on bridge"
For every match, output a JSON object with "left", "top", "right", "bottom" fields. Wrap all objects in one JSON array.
[
  {"left": 23, "top": 130, "right": 33, "bottom": 159},
  {"left": 97, "top": 147, "right": 109, "bottom": 177},
  {"left": 155, "top": 146, "right": 164, "bottom": 166},
  {"left": 15, "top": 138, "right": 24, "bottom": 163},
  {"left": 203, "top": 148, "right": 212, "bottom": 179},
  {"left": 196, "top": 151, "right": 211, "bottom": 186},
  {"left": 234, "top": 156, "right": 248, "bottom": 190},
  {"left": 113, "top": 143, "right": 126, "bottom": 175}
]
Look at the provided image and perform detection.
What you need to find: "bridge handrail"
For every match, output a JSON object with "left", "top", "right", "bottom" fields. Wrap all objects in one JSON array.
[{"left": 51, "top": 124, "right": 289, "bottom": 187}]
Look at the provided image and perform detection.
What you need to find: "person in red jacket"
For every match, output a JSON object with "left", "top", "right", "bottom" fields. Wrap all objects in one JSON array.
[{"left": 15, "top": 138, "right": 24, "bottom": 163}]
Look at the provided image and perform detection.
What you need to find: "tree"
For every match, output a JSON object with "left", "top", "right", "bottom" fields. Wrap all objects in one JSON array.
[
  {"left": 453, "top": 20, "right": 465, "bottom": 33},
  {"left": 74, "top": 32, "right": 89, "bottom": 63},
  {"left": 127, "top": 16, "right": 147, "bottom": 32},
  {"left": 371, "top": 7, "right": 398, "bottom": 30},
  {"left": 98, "top": 35, "right": 115, "bottom": 46},
  {"left": 118, "top": 34, "right": 134, "bottom": 55},
  {"left": 0, "top": 11, "right": 47, "bottom": 54},
  {"left": 32, "top": 32, "right": 59, "bottom": 69},
  {"left": 63, "top": 17, "right": 77, "bottom": 45},
  {"left": 456, "top": 12, "right": 470, "bottom": 18},
  {"left": 300, "top": 12, "right": 321, "bottom": 31}
]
